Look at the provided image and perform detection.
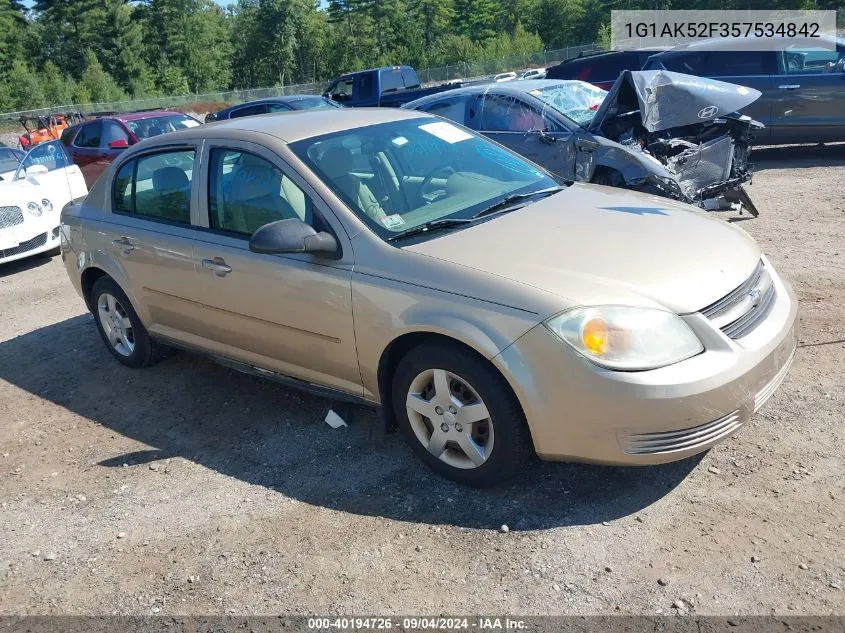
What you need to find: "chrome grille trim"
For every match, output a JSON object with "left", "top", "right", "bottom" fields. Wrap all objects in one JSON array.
[
  {"left": 624, "top": 410, "right": 742, "bottom": 455},
  {"left": 701, "top": 261, "right": 764, "bottom": 320},
  {"left": 701, "top": 260, "right": 776, "bottom": 339},
  {"left": 754, "top": 347, "right": 796, "bottom": 412},
  {"left": 0, "top": 206, "right": 24, "bottom": 230}
]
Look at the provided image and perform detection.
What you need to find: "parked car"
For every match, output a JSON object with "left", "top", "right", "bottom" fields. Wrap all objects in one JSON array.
[
  {"left": 205, "top": 95, "right": 342, "bottom": 123},
  {"left": 60, "top": 108, "right": 796, "bottom": 486},
  {"left": 403, "top": 75, "right": 762, "bottom": 213},
  {"left": 0, "top": 145, "right": 26, "bottom": 180},
  {"left": 643, "top": 36, "right": 845, "bottom": 144},
  {"left": 323, "top": 65, "right": 465, "bottom": 107},
  {"left": 518, "top": 68, "right": 547, "bottom": 80},
  {"left": 1, "top": 140, "right": 87, "bottom": 265},
  {"left": 61, "top": 110, "right": 201, "bottom": 188},
  {"left": 493, "top": 71, "right": 517, "bottom": 82},
  {"left": 546, "top": 48, "right": 670, "bottom": 90}
]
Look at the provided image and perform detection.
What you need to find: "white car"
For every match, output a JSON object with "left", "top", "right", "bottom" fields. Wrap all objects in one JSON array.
[
  {"left": 0, "top": 140, "right": 88, "bottom": 265},
  {"left": 493, "top": 72, "right": 517, "bottom": 82},
  {"left": 518, "top": 68, "right": 547, "bottom": 80}
]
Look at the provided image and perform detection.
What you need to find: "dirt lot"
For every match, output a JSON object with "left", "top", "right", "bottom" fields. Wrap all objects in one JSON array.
[{"left": 0, "top": 144, "right": 844, "bottom": 617}]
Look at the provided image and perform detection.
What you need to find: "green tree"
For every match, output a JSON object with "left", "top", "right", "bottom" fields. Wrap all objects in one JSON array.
[
  {"left": 41, "top": 59, "right": 77, "bottom": 105},
  {"left": 78, "top": 50, "right": 126, "bottom": 103},
  {"left": 0, "top": 0, "right": 28, "bottom": 70},
  {"left": 3, "top": 60, "right": 47, "bottom": 110},
  {"left": 100, "top": 0, "right": 157, "bottom": 96}
]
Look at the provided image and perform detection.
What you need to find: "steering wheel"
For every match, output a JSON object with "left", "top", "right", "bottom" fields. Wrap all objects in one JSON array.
[{"left": 419, "top": 166, "right": 456, "bottom": 203}]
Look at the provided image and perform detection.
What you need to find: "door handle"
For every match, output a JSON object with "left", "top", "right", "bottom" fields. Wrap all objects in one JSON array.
[
  {"left": 111, "top": 237, "right": 134, "bottom": 253},
  {"left": 777, "top": 84, "right": 801, "bottom": 90},
  {"left": 202, "top": 257, "right": 232, "bottom": 276}
]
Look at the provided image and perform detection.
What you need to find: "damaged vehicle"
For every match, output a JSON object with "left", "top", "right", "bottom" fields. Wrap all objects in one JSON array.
[{"left": 403, "top": 72, "right": 763, "bottom": 215}]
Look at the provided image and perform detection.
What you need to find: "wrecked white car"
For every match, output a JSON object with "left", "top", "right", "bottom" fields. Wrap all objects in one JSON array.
[{"left": 403, "top": 71, "right": 763, "bottom": 215}]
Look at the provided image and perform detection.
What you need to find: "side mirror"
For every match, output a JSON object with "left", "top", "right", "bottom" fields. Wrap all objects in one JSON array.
[
  {"left": 249, "top": 218, "right": 340, "bottom": 258},
  {"left": 108, "top": 139, "right": 129, "bottom": 149},
  {"left": 25, "top": 164, "right": 49, "bottom": 176}
]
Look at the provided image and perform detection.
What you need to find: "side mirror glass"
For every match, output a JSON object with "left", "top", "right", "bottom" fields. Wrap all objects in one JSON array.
[
  {"left": 249, "top": 218, "right": 340, "bottom": 258},
  {"left": 108, "top": 139, "right": 129, "bottom": 149}
]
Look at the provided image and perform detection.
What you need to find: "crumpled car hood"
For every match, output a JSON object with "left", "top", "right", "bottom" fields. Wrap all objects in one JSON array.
[
  {"left": 405, "top": 184, "right": 761, "bottom": 314},
  {"left": 589, "top": 70, "right": 762, "bottom": 134}
]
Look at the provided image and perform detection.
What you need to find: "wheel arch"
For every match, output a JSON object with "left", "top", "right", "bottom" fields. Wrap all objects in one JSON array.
[{"left": 375, "top": 329, "right": 524, "bottom": 434}]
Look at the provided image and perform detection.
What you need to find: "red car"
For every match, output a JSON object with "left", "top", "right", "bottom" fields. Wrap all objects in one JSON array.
[{"left": 61, "top": 110, "right": 201, "bottom": 187}]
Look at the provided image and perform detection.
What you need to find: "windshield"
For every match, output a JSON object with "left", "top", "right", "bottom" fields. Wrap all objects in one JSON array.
[
  {"left": 290, "top": 97, "right": 342, "bottom": 110},
  {"left": 125, "top": 114, "right": 200, "bottom": 140},
  {"left": 533, "top": 81, "right": 608, "bottom": 127},
  {"left": 14, "top": 140, "right": 73, "bottom": 180},
  {"left": 290, "top": 117, "right": 560, "bottom": 241}
]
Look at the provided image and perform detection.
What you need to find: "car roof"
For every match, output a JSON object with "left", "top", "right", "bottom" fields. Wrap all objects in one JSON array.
[
  {"left": 220, "top": 95, "right": 325, "bottom": 111},
  {"left": 115, "top": 110, "right": 189, "bottom": 122},
  {"left": 655, "top": 34, "right": 842, "bottom": 53},
  {"left": 403, "top": 79, "right": 595, "bottom": 107},
  {"left": 141, "top": 107, "right": 430, "bottom": 145}
]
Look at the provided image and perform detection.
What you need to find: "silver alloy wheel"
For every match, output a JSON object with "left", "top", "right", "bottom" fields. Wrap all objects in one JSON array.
[
  {"left": 405, "top": 368, "right": 494, "bottom": 469},
  {"left": 96, "top": 292, "right": 135, "bottom": 357}
]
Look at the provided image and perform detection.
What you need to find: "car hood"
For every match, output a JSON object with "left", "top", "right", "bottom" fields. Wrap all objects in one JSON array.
[
  {"left": 589, "top": 70, "right": 761, "bottom": 133},
  {"left": 405, "top": 183, "right": 761, "bottom": 314}
]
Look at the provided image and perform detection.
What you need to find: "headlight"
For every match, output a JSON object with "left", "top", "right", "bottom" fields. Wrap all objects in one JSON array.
[
  {"left": 41, "top": 198, "right": 53, "bottom": 213},
  {"left": 26, "top": 201, "right": 42, "bottom": 217},
  {"left": 545, "top": 306, "right": 703, "bottom": 371}
]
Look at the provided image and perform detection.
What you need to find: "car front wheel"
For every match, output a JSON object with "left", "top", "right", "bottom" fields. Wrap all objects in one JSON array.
[
  {"left": 90, "top": 276, "right": 165, "bottom": 368},
  {"left": 392, "top": 343, "right": 533, "bottom": 487}
]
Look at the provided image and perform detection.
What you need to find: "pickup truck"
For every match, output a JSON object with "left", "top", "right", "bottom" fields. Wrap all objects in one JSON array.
[{"left": 323, "top": 66, "right": 464, "bottom": 108}]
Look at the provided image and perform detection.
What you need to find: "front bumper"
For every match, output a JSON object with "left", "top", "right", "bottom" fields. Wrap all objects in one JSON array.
[
  {"left": 493, "top": 263, "right": 798, "bottom": 465},
  {"left": 0, "top": 222, "right": 61, "bottom": 265}
]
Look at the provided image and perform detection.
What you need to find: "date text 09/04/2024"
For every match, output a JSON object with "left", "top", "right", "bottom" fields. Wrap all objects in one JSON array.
[{"left": 307, "top": 618, "right": 527, "bottom": 630}]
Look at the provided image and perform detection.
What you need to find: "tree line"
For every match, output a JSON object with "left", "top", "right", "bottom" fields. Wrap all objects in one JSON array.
[{"left": 0, "top": 0, "right": 840, "bottom": 113}]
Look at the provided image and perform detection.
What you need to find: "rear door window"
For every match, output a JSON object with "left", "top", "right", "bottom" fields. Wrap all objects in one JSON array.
[
  {"left": 73, "top": 121, "right": 103, "bottom": 148},
  {"left": 380, "top": 69, "right": 404, "bottom": 93},
  {"left": 112, "top": 150, "right": 195, "bottom": 224}
]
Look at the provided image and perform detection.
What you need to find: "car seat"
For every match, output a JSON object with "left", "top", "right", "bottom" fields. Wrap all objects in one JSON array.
[
  {"left": 226, "top": 164, "right": 297, "bottom": 234},
  {"left": 318, "top": 146, "right": 386, "bottom": 221},
  {"left": 151, "top": 167, "right": 191, "bottom": 223}
]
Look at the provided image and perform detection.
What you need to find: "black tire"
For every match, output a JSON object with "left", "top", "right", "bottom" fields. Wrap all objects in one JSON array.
[
  {"left": 89, "top": 276, "right": 165, "bottom": 368},
  {"left": 591, "top": 168, "right": 622, "bottom": 187},
  {"left": 392, "top": 342, "right": 533, "bottom": 487}
]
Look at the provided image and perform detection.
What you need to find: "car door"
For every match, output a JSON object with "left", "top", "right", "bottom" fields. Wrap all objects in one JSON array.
[
  {"left": 14, "top": 140, "right": 87, "bottom": 202},
  {"left": 102, "top": 146, "right": 206, "bottom": 343},
  {"left": 191, "top": 140, "right": 361, "bottom": 397},
  {"left": 467, "top": 93, "right": 578, "bottom": 179},
  {"left": 69, "top": 120, "right": 105, "bottom": 187},
  {"left": 771, "top": 44, "right": 845, "bottom": 143},
  {"left": 655, "top": 50, "right": 776, "bottom": 144}
]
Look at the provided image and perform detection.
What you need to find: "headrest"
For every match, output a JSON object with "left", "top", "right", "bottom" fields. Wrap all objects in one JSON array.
[
  {"left": 152, "top": 167, "right": 188, "bottom": 193},
  {"left": 319, "top": 146, "right": 353, "bottom": 179},
  {"left": 230, "top": 165, "right": 281, "bottom": 202}
]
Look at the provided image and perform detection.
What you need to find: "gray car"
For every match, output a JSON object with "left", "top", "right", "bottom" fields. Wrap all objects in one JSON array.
[
  {"left": 403, "top": 75, "right": 762, "bottom": 214},
  {"left": 643, "top": 35, "right": 845, "bottom": 145}
]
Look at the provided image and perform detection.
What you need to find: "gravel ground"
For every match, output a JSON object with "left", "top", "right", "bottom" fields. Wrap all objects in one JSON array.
[{"left": 0, "top": 144, "right": 843, "bottom": 616}]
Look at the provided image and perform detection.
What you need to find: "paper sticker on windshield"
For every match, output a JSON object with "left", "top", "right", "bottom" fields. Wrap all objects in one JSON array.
[
  {"left": 381, "top": 214, "right": 406, "bottom": 229},
  {"left": 529, "top": 89, "right": 542, "bottom": 96},
  {"left": 391, "top": 136, "right": 409, "bottom": 147},
  {"left": 182, "top": 120, "right": 201, "bottom": 128},
  {"left": 419, "top": 121, "right": 472, "bottom": 144},
  {"left": 737, "top": 86, "right": 750, "bottom": 96}
]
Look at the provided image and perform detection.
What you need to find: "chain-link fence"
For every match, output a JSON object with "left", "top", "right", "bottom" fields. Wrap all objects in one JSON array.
[{"left": 0, "top": 42, "right": 603, "bottom": 120}]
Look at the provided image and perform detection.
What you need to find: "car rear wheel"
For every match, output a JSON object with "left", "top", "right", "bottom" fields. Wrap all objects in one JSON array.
[
  {"left": 392, "top": 343, "right": 533, "bottom": 487},
  {"left": 90, "top": 276, "right": 165, "bottom": 368}
]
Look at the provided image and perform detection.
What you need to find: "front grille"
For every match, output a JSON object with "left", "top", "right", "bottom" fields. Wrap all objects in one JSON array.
[
  {"left": 0, "top": 206, "right": 24, "bottom": 229},
  {"left": 624, "top": 410, "right": 742, "bottom": 455},
  {"left": 701, "top": 260, "right": 776, "bottom": 339},
  {"left": 0, "top": 232, "right": 47, "bottom": 259},
  {"left": 754, "top": 347, "right": 796, "bottom": 412}
]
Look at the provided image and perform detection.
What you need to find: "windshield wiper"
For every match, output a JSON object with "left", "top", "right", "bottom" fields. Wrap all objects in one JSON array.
[
  {"left": 470, "top": 186, "right": 564, "bottom": 220},
  {"left": 387, "top": 218, "right": 474, "bottom": 242}
]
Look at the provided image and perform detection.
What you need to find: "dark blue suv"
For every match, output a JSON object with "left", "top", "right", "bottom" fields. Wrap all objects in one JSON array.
[{"left": 643, "top": 36, "right": 845, "bottom": 145}]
